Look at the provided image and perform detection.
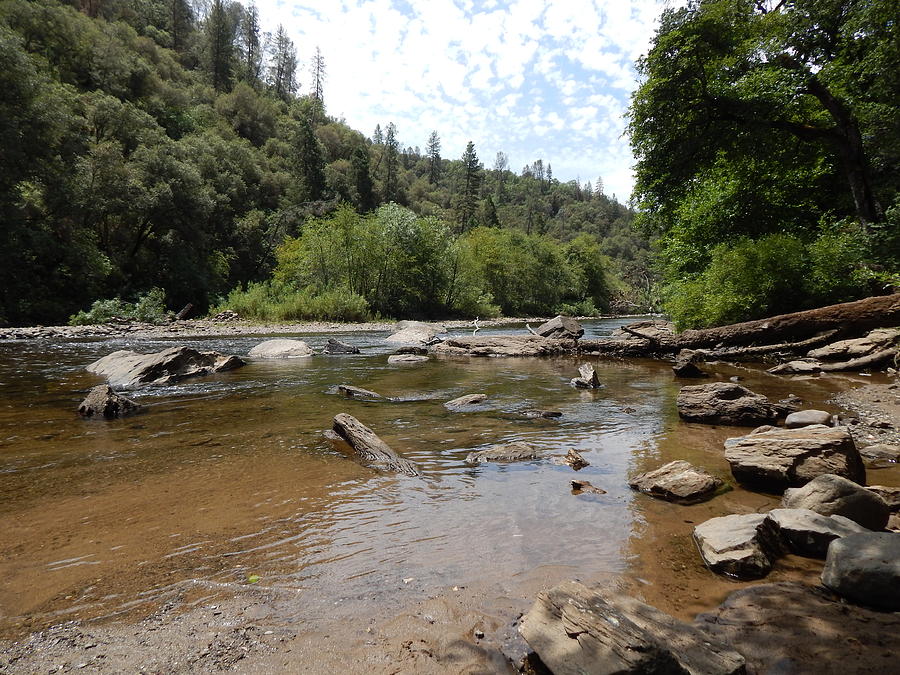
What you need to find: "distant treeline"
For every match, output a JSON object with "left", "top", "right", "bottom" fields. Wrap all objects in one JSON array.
[{"left": 0, "top": 0, "right": 651, "bottom": 326}]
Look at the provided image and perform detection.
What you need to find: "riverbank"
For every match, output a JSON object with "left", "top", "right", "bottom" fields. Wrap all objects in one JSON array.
[{"left": 0, "top": 315, "right": 627, "bottom": 341}]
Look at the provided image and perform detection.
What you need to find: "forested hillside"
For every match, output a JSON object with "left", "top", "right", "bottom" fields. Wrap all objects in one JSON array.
[
  {"left": 629, "top": 0, "right": 900, "bottom": 329},
  {"left": 0, "top": 0, "right": 650, "bottom": 326}
]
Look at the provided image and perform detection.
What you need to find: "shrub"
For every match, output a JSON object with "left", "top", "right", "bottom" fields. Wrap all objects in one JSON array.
[
  {"left": 212, "top": 281, "right": 371, "bottom": 322},
  {"left": 69, "top": 288, "right": 170, "bottom": 325}
]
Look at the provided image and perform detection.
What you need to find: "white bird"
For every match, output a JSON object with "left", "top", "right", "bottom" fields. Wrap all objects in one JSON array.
[{"left": 472, "top": 317, "right": 481, "bottom": 336}]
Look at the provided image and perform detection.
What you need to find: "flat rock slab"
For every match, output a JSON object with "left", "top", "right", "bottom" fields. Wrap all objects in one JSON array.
[
  {"left": 822, "top": 532, "right": 900, "bottom": 610},
  {"left": 629, "top": 460, "right": 723, "bottom": 504},
  {"left": 444, "top": 393, "right": 487, "bottom": 409},
  {"left": 676, "top": 382, "right": 787, "bottom": 426},
  {"left": 519, "top": 580, "right": 745, "bottom": 675},
  {"left": 337, "top": 385, "right": 383, "bottom": 400},
  {"left": 322, "top": 338, "right": 360, "bottom": 354},
  {"left": 87, "top": 347, "right": 244, "bottom": 388},
  {"left": 766, "top": 508, "right": 867, "bottom": 558},
  {"left": 387, "top": 354, "right": 429, "bottom": 364},
  {"left": 782, "top": 473, "right": 889, "bottom": 530},
  {"left": 693, "top": 513, "right": 781, "bottom": 579},
  {"left": 78, "top": 385, "right": 140, "bottom": 419},
  {"left": 465, "top": 441, "right": 544, "bottom": 465},
  {"left": 431, "top": 335, "right": 576, "bottom": 357},
  {"left": 248, "top": 339, "right": 313, "bottom": 358},
  {"left": 332, "top": 413, "right": 419, "bottom": 476},
  {"left": 694, "top": 582, "right": 900, "bottom": 675},
  {"left": 785, "top": 409, "right": 832, "bottom": 428},
  {"left": 808, "top": 328, "right": 900, "bottom": 361},
  {"left": 535, "top": 315, "right": 584, "bottom": 340},
  {"left": 724, "top": 426, "right": 866, "bottom": 490}
]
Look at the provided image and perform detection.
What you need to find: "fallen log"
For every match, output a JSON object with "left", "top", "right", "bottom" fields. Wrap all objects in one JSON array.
[
  {"left": 665, "top": 293, "right": 900, "bottom": 351},
  {"left": 331, "top": 413, "right": 419, "bottom": 476}
]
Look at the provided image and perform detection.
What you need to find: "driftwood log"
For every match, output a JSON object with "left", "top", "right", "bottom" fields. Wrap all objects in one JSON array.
[{"left": 331, "top": 413, "right": 419, "bottom": 476}]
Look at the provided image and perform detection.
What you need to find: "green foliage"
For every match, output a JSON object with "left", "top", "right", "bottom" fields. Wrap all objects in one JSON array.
[
  {"left": 214, "top": 281, "right": 369, "bottom": 322},
  {"left": 69, "top": 287, "right": 169, "bottom": 325}
]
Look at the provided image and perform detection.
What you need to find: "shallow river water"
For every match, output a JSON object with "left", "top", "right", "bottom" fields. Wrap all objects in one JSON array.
[{"left": 0, "top": 319, "right": 894, "bottom": 640}]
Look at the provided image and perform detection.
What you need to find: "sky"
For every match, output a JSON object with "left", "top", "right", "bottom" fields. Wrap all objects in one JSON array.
[{"left": 253, "top": 0, "right": 677, "bottom": 202}]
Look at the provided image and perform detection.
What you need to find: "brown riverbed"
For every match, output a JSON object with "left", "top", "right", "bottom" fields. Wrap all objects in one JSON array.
[{"left": 1, "top": 320, "right": 897, "bottom": 673}]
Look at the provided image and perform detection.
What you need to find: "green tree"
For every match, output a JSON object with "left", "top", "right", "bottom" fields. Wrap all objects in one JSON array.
[
  {"left": 267, "top": 24, "right": 297, "bottom": 100},
  {"left": 383, "top": 122, "right": 399, "bottom": 201},
  {"left": 426, "top": 130, "right": 441, "bottom": 185},
  {"left": 310, "top": 45, "right": 325, "bottom": 102},
  {"left": 293, "top": 114, "right": 327, "bottom": 201},
  {"left": 204, "top": 0, "right": 235, "bottom": 92},
  {"left": 458, "top": 140, "right": 481, "bottom": 232}
]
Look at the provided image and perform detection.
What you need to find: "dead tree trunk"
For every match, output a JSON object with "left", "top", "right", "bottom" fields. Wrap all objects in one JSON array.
[{"left": 332, "top": 413, "right": 419, "bottom": 476}]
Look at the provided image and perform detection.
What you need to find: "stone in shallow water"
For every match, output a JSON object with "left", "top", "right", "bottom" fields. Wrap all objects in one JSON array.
[
  {"left": 78, "top": 385, "right": 140, "bottom": 419},
  {"left": 387, "top": 354, "right": 429, "bottom": 364},
  {"left": 322, "top": 338, "right": 360, "bottom": 354},
  {"left": 782, "top": 473, "right": 889, "bottom": 530},
  {"left": 785, "top": 409, "right": 832, "bottom": 428},
  {"left": 465, "top": 441, "right": 543, "bottom": 465},
  {"left": 87, "top": 346, "right": 244, "bottom": 388},
  {"left": 534, "top": 315, "right": 584, "bottom": 340},
  {"left": 629, "top": 460, "right": 723, "bottom": 504},
  {"left": 676, "top": 382, "right": 787, "bottom": 426},
  {"left": 693, "top": 513, "right": 782, "bottom": 579},
  {"left": 765, "top": 508, "right": 866, "bottom": 558},
  {"left": 571, "top": 363, "right": 601, "bottom": 388},
  {"left": 337, "top": 385, "right": 383, "bottom": 400},
  {"left": 248, "top": 339, "right": 313, "bottom": 358},
  {"left": 724, "top": 426, "right": 865, "bottom": 490},
  {"left": 822, "top": 532, "right": 900, "bottom": 611},
  {"left": 444, "top": 393, "right": 487, "bottom": 409}
]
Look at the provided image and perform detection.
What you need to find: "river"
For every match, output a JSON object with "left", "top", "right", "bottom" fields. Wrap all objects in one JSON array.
[{"left": 0, "top": 319, "right": 893, "bottom": 644}]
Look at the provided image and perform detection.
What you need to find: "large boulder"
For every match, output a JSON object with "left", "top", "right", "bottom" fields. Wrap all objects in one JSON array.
[
  {"left": 77, "top": 384, "right": 140, "bottom": 419},
  {"left": 782, "top": 473, "right": 889, "bottom": 530},
  {"left": 676, "top": 382, "right": 789, "bottom": 426},
  {"left": 693, "top": 513, "right": 782, "bottom": 579},
  {"left": 821, "top": 532, "right": 900, "bottom": 610},
  {"left": 534, "top": 315, "right": 584, "bottom": 340},
  {"left": 248, "top": 338, "right": 313, "bottom": 358},
  {"left": 694, "top": 582, "right": 900, "bottom": 675},
  {"left": 724, "top": 426, "right": 866, "bottom": 490},
  {"left": 808, "top": 328, "right": 900, "bottom": 361},
  {"left": 385, "top": 321, "right": 444, "bottom": 346},
  {"left": 628, "top": 460, "right": 723, "bottom": 504},
  {"left": 87, "top": 347, "right": 244, "bottom": 388},
  {"left": 784, "top": 409, "right": 832, "bottom": 428},
  {"left": 765, "top": 508, "right": 867, "bottom": 558},
  {"left": 519, "top": 580, "right": 745, "bottom": 675}
]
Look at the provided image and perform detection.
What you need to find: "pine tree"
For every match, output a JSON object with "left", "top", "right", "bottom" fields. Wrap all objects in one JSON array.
[
  {"left": 492, "top": 151, "right": 508, "bottom": 204},
  {"left": 351, "top": 146, "right": 375, "bottom": 212},
  {"left": 372, "top": 124, "right": 383, "bottom": 145},
  {"left": 310, "top": 46, "right": 325, "bottom": 102},
  {"left": 459, "top": 141, "right": 481, "bottom": 232},
  {"left": 294, "top": 115, "right": 326, "bottom": 201},
  {"left": 238, "top": 2, "right": 262, "bottom": 86},
  {"left": 383, "top": 122, "right": 399, "bottom": 202},
  {"left": 170, "top": 0, "right": 193, "bottom": 51},
  {"left": 426, "top": 131, "right": 441, "bottom": 185},
  {"left": 267, "top": 25, "right": 297, "bottom": 100},
  {"left": 205, "top": 0, "right": 236, "bottom": 92}
]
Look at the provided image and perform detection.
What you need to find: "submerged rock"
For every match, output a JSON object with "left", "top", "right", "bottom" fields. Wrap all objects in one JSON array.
[
  {"left": 693, "top": 513, "right": 782, "bottom": 579},
  {"left": 248, "top": 339, "right": 313, "bottom": 358},
  {"left": 534, "top": 315, "right": 584, "bottom": 340},
  {"left": 522, "top": 409, "right": 563, "bottom": 419},
  {"left": 781, "top": 473, "right": 889, "bottom": 530},
  {"left": 322, "top": 338, "right": 360, "bottom": 354},
  {"left": 765, "top": 508, "right": 867, "bottom": 558},
  {"left": 629, "top": 460, "right": 723, "bottom": 504},
  {"left": 87, "top": 346, "right": 244, "bottom": 388},
  {"left": 676, "top": 382, "right": 789, "bottom": 426},
  {"left": 465, "top": 441, "right": 543, "bottom": 465},
  {"left": 570, "top": 479, "right": 606, "bottom": 495},
  {"left": 78, "top": 385, "right": 140, "bottom": 419},
  {"left": 432, "top": 335, "right": 575, "bottom": 357},
  {"left": 694, "top": 582, "right": 900, "bottom": 675},
  {"left": 519, "top": 580, "right": 745, "bottom": 675},
  {"left": 822, "top": 532, "right": 900, "bottom": 610},
  {"left": 444, "top": 393, "right": 487, "bottom": 409},
  {"left": 724, "top": 426, "right": 865, "bottom": 490},
  {"left": 387, "top": 354, "right": 429, "bottom": 364}
]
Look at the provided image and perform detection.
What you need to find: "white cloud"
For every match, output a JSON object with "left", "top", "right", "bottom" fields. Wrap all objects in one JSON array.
[{"left": 251, "top": 0, "right": 677, "bottom": 200}]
